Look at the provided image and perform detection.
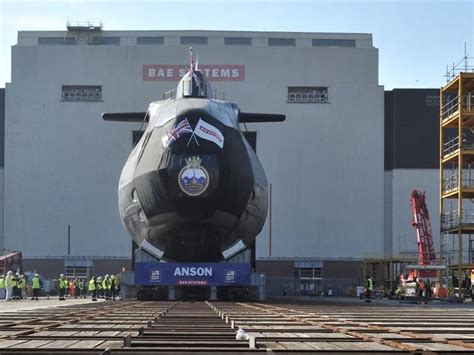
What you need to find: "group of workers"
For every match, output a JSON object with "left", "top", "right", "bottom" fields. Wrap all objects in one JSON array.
[
  {"left": 57, "top": 274, "right": 120, "bottom": 301},
  {"left": 0, "top": 272, "right": 120, "bottom": 302},
  {"left": 0, "top": 271, "right": 41, "bottom": 301}
]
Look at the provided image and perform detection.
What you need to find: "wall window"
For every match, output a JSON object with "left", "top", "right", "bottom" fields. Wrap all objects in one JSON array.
[
  {"left": 38, "top": 37, "right": 65, "bottom": 45},
  {"left": 268, "top": 38, "right": 295, "bottom": 46},
  {"left": 224, "top": 37, "right": 252, "bottom": 46},
  {"left": 62, "top": 85, "right": 102, "bottom": 102},
  {"left": 92, "top": 36, "right": 121, "bottom": 45},
  {"left": 137, "top": 36, "right": 164, "bottom": 45},
  {"left": 312, "top": 39, "right": 356, "bottom": 47},
  {"left": 180, "top": 36, "right": 208, "bottom": 45},
  {"left": 287, "top": 87, "right": 328, "bottom": 103}
]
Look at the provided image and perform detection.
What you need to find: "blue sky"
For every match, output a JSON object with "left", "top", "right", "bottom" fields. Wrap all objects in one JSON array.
[{"left": 0, "top": 0, "right": 472, "bottom": 89}]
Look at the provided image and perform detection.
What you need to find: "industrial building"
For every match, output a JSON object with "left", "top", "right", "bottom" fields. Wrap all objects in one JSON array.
[{"left": 1, "top": 26, "right": 442, "bottom": 294}]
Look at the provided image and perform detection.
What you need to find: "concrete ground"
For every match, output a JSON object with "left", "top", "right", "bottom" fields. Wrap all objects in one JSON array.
[{"left": 0, "top": 297, "right": 104, "bottom": 312}]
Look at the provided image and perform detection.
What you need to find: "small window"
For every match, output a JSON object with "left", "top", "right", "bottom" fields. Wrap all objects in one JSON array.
[
  {"left": 268, "top": 38, "right": 295, "bottom": 46},
  {"left": 287, "top": 87, "right": 328, "bottom": 104},
  {"left": 312, "top": 39, "right": 356, "bottom": 47},
  {"left": 180, "top": 36, "right": 208, "bottom": 45},
  {"left": 137, "top": 36, "right": 164, "bottom": 45},
  {"left": 38, "top": 37, "right": 65, "bottom": 45},
  {"left": 61, "top": 85, "right": 102, "bottom": 102},
  {"left": 92, "top": 37, "right": 121, "bottom": 45},
  {"left": 224, "top": 37, "right": 252, "bottom": 46}
]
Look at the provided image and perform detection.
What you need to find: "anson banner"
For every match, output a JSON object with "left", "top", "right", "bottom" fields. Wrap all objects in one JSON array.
[
  {"left": 135, "top": 262, "right": 252, "bottom": 286},
  {"left": 143, "top": 65, "right": 245, "bottom": 81}
]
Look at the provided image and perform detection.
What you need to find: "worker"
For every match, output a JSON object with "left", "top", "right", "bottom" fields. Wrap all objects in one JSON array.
[
  {"left": 366, "top": 275, "right": 373, "bottom": 302},
  {"left": 88, "top": 276, "right": 97, "bottom": 301},
  {"left": 76, "top": 278, "right": 84, "bottom": 298},
  {"left": 58, "top": 274, "right": 67, "bottom": 300},
  {"left": 97, "top": 277, "right": 103, "bottom": 298},
  {"left": 5, "top": 271, "right": 13, "bottom": 301},
  {"left": 31, "top": 274, "right": 41, "bottom": 300},
  {"left": 110, "top": 275, "right": 116, "bottom": 301},
  {"left": 426, "top": 279, "right": 432, "bottom": 299},
  {"left": 11, "top": 273, "right": 19, "bottom": 300},
  {"left": 104, "top": 275, "right": 113, "bottom": 300},
  {"left": 18, "top": 275, "right": 26, "bottom": 299},
  {"left": 0, "top": 275, "right": 5, "bottom": 300},
  {"left": 68, "top": 279, "right": 75, "bottom": 298}
]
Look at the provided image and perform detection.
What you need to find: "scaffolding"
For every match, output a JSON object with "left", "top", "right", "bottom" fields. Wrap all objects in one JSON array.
[{"left": 440, "top": 54, "right": 474, "bottom": 299}]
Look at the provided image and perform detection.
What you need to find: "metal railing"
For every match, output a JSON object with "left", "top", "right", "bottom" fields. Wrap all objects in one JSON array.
[
  {"left": 443, "top": 136, "right": 460, "bottom": 156},
  {"left": 442, "top": 93, "right": 474, "bottom": 119},
  {"left": 442, "top": 209, "right": 474, "bottom": 229},
  {"left": 442, "top": 174, "right": 474, "bottom": 193}
]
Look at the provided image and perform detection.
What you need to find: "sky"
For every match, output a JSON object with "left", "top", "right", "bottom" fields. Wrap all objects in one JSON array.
[{"left": 0, "top": 0, "right": 473, "bottom": 90}]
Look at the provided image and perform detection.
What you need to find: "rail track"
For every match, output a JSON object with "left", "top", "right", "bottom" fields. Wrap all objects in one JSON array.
[{"left": 1, "top": 299, "right": 474, "bottom": 353}]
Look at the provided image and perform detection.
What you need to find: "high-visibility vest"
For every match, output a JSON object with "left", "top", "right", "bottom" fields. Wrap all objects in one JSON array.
[
  {"left": 18, "top": 279, "right": 26, "bottom": 289},
  {"left": 59, "top": 278, "right": 67, "bottom": 289},
  {"left": 0, "top": 278, "right": 5, "bottom": 289},
  {"left": 367, "top": 278, "right": 373, "bottom": 291},
  {"left": 77, "top": 280, "right": 84, "bottom": 289},
  {"left": 32, "top": 277, "right": 41, "bottom": 289},
  {"left": 103, "top": 279, "right": 111, "bottom": 290},
  {"left": 88, "top": 279, "right": 96, "bottom": 291},
  {"left": 11, "top": 277, "right": 18, "bottom": 287}
]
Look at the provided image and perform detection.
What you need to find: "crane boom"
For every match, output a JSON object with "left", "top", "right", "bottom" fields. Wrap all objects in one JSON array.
[{"left": 410, "top": 190, "right": 436, "bottom": 265}]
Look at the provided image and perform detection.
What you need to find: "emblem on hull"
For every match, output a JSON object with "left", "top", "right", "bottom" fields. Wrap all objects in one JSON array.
[{"left": 178, "top": 156, "right": 210, "bottom": 196}]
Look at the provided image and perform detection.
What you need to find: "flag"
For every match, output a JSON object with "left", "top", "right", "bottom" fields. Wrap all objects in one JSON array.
[
  {"left": 194, "top": 118, "right": 224, "bottom": 148},
  {"left": 162, "top": 118, "right": 193, "bottom": 148}
]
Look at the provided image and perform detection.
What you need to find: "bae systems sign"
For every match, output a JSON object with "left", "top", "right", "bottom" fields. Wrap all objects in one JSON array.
[
  {"left": 135, "top": 262, "right": 251, "bottom": 286},
  {"left": 143, "top": 65, "right": 245, "bottom": 81}
]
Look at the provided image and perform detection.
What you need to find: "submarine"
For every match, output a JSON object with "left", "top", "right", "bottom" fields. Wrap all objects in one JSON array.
[{"left": 103, "top": 52, "right": 285, "bottom": 262}]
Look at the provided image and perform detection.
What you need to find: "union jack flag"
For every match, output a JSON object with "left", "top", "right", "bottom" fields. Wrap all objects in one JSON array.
[{"left": 162, "top": 118, "right": 193, "bottom": 148}]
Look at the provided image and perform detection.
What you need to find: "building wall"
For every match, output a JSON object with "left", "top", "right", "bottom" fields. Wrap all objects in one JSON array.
[
  {"left": 384, "top": 89, "right": 440, "bottom": 259},
  {"left": 386, "top": 169, "right": 440, "bottom": 257},
  {"left": 0, "top": 88, "right": 4, "bottom": 254},
  {"left": 5, "top": 30, "right": 384, "bottom": 268}
]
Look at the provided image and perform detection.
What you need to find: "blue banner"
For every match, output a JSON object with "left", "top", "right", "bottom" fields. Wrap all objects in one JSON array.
[{"left": 135, "top": 262, "right": 252, "bottom": 286}]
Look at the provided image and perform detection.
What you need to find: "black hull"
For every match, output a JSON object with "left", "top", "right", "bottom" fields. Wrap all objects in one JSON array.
[{"left": 119, "top": 107, "right": 268, "bottom": 262}]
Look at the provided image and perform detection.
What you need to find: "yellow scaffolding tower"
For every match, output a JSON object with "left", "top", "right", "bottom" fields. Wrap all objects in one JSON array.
[{"left": 440, "top": 71, "right": 474, "bottom": 298}]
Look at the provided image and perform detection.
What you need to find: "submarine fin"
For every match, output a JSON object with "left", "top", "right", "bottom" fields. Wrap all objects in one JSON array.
[
  {"left": 102, "top": 112, "right": 149, "bottom": 122},
  {"left": 239, "top": 112, "right": 286, "bottom": 123}
]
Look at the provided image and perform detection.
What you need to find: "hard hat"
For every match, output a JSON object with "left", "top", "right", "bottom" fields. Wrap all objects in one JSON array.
[
  {"left": 60, "top": 274, "right": 64, "bottom": 277},
  {"left": 105, "top": 274, "right": 109, "bottom": 278},
  {"left": 35, "top": 274, "right": 39, "bottom": 277}
]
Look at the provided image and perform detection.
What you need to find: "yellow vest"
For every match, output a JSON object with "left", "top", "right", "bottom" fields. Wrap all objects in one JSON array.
[
  {"left": 88, "top": 279, "right": 96, "bottom": 291},
  {"left": 0, "top": 278, "right": 5, "bottom": 288},
  {"left": 59, "top": 278, "right": 67, "bottom": 289},
  {"left": 32, "top": 277, "right": 41, "bottom": 289}
]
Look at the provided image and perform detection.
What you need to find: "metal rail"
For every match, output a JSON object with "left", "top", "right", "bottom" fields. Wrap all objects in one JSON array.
[{"left": 3, "top": 300, "right": 474, "bottom": 352}]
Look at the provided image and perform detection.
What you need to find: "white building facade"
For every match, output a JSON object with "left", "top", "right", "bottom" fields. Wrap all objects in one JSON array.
[{"left": 5, "top": 29, "right": 384, "bottom": 278}]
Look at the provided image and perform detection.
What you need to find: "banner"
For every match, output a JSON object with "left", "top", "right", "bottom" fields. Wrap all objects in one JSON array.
[
  {"left": 135, "top": 262, "right": 251, "bottom": 286},
  {"left": 193, "top": 119, "right": 224, "bottom": 148}
]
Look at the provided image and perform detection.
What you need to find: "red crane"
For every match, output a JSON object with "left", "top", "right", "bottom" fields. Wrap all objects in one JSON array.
[{"left": 410, "top": 190, "right": 436, "bottom": 266}]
